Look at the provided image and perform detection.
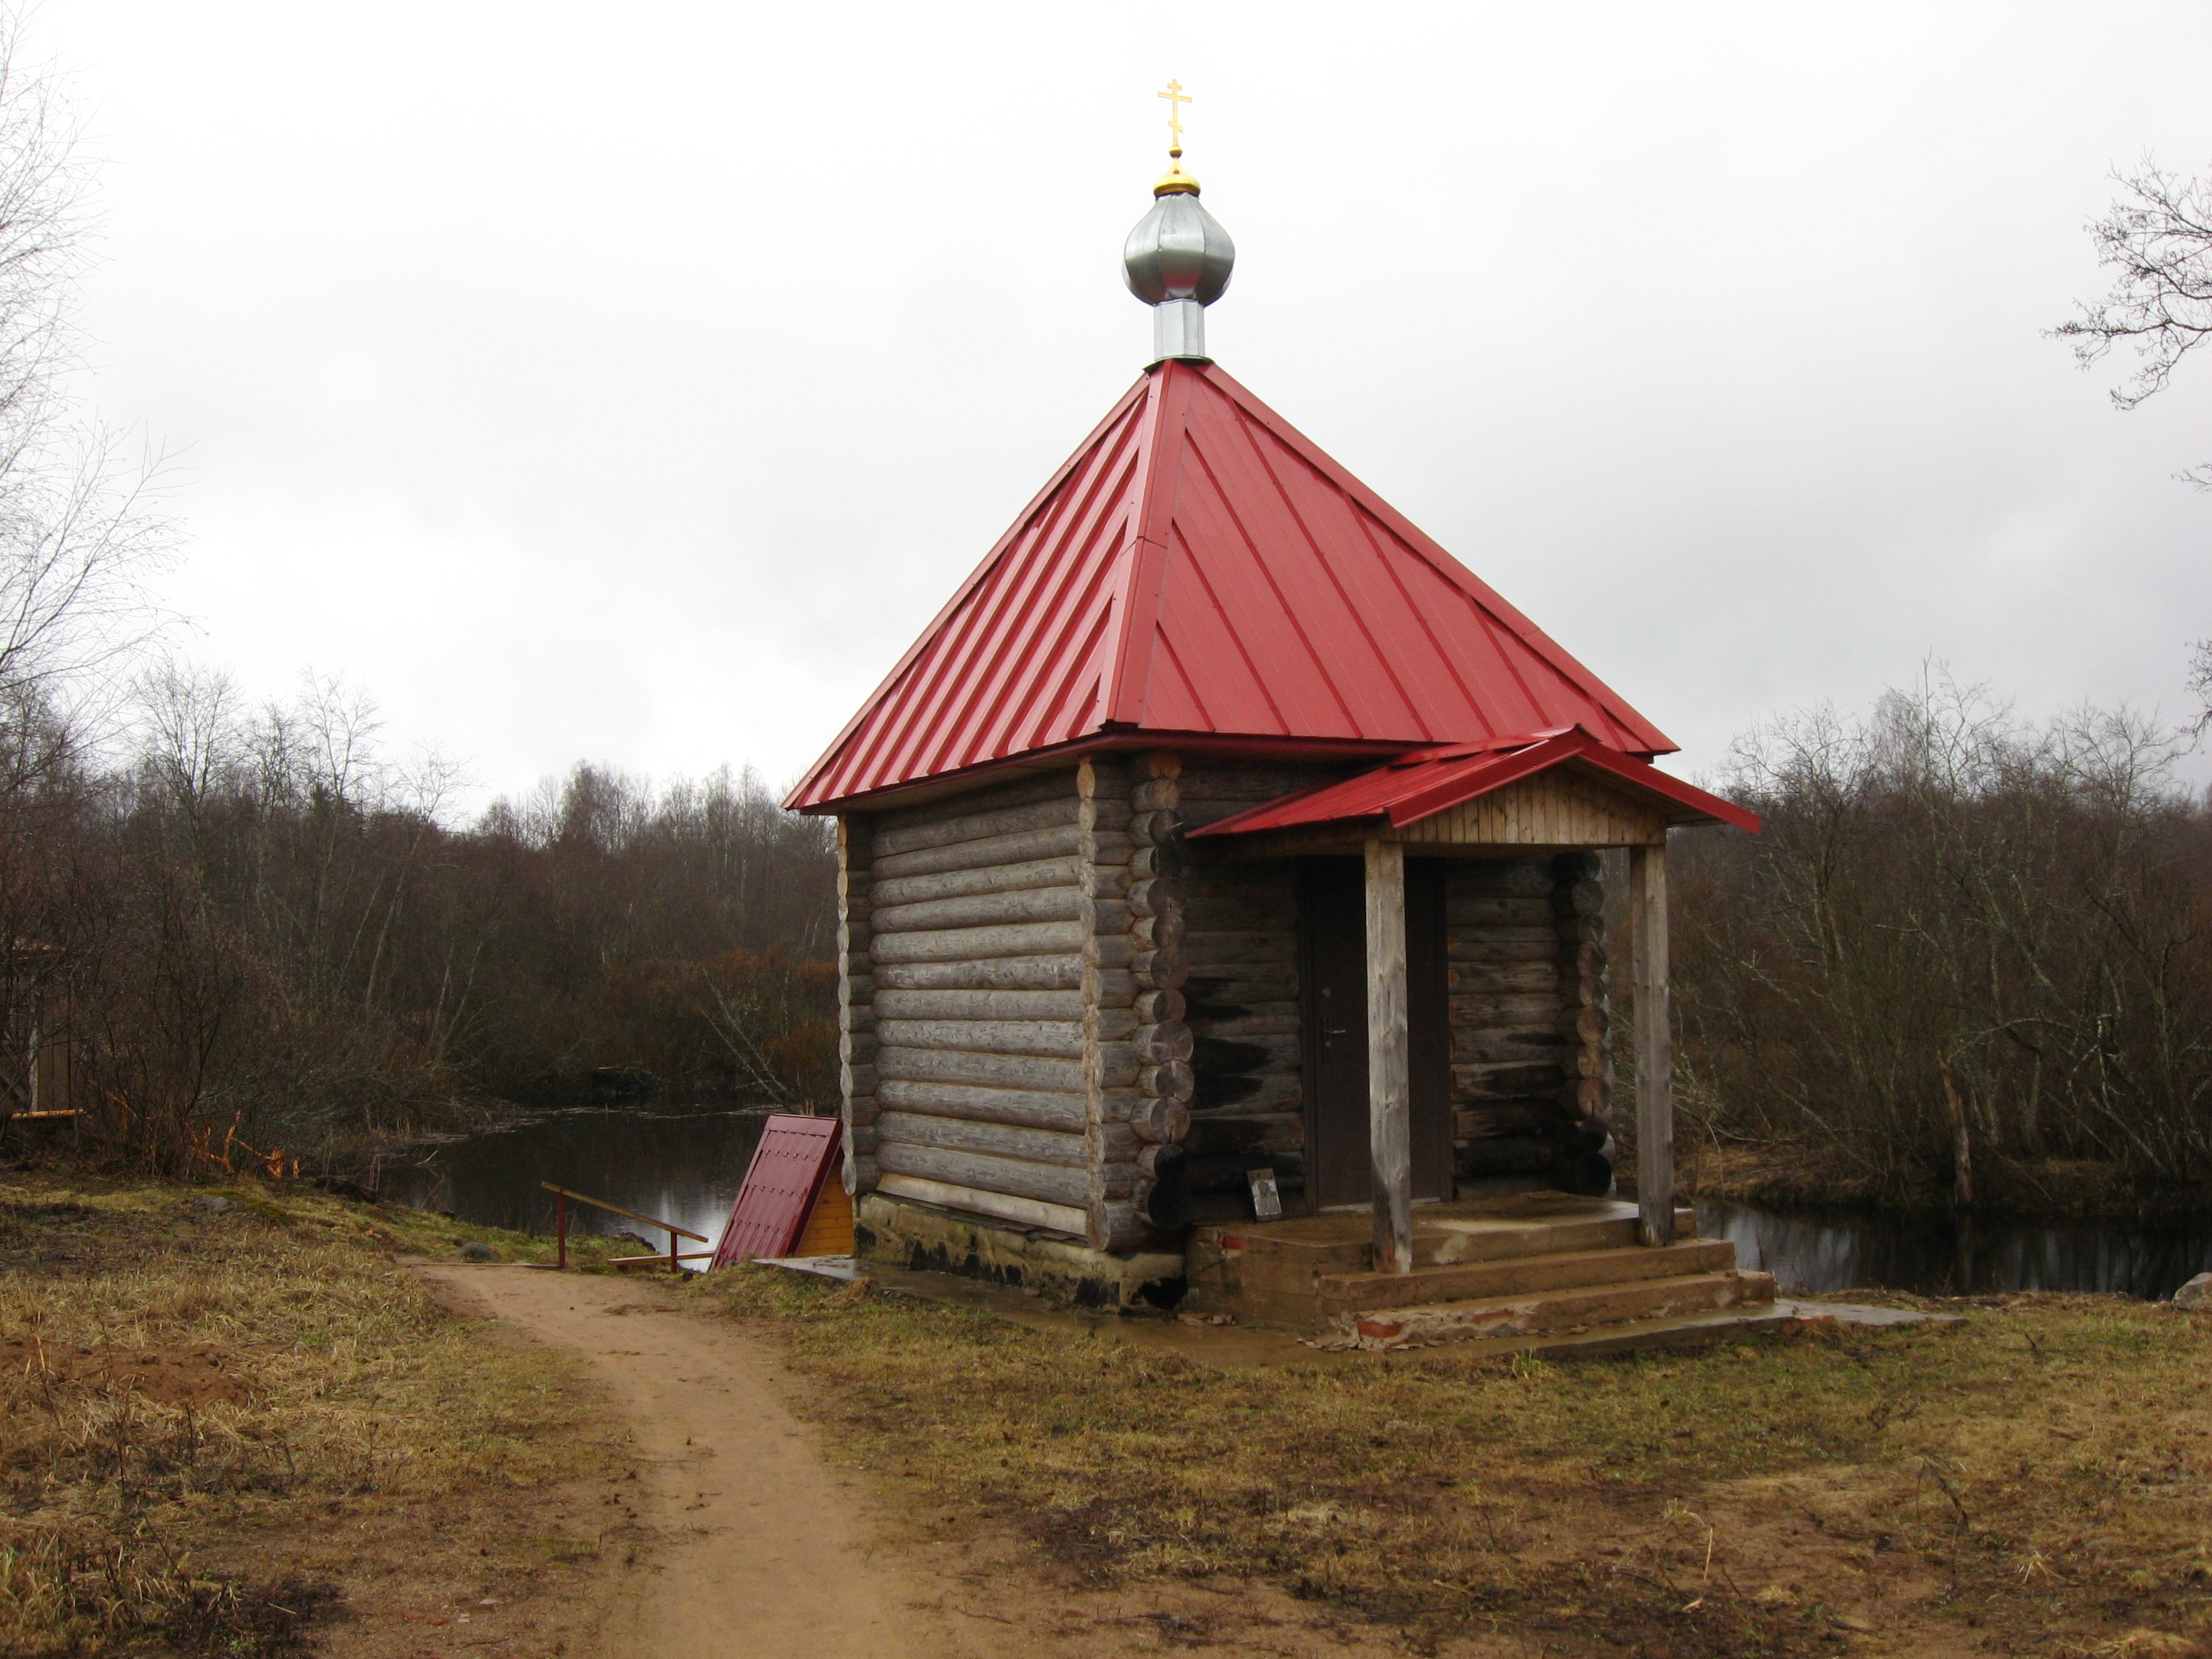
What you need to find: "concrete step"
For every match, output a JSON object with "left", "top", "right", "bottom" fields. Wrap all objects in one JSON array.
[
  {"left": 1315, "top": 1238, "right": 1739, "bottom": 1319},
  {"left": 1339, "top": 1269, "right": 1778, "bottom": 1346}
]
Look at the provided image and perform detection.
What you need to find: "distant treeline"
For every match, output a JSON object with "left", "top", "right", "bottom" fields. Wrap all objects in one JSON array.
[
  {"left": 3, "top": 667, "right": 837, "bottom": 1169},
  {"left": 1670, "top": 678, "right": 2212, "bottom": 1208}
]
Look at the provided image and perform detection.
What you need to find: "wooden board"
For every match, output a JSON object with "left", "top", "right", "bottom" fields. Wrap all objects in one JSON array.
[
  {"left": 711, "top": 1115, "right": 845, "bottom": 1268},
  {"left": 792, "top": 1179, "right": 855, "bottom": 1257}
]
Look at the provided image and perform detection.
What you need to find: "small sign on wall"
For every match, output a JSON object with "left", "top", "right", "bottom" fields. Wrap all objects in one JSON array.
[{"left": 1247, "top": 1168, "right": 1282, "bottom": 1220}]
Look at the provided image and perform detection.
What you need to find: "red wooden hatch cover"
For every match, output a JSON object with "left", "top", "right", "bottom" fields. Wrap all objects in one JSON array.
[{"left": 711, "top": 1115, "right": 844, "bottom": 1268}]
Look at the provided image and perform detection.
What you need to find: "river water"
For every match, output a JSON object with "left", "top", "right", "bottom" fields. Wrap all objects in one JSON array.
[
  {"left": 372, "top": 1108, "right": 2212, "bottom": 1298},
  {"left": 374, "top": 1107, "right": 769, "bottom": 1260}
]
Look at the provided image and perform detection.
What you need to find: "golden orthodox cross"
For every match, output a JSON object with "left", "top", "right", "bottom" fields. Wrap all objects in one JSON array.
[{"left": 1156, "top": 79, "right": 1191, "bottom": 156}]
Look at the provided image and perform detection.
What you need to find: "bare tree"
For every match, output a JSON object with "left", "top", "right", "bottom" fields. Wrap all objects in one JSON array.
[{"left": 2054, "top": 157, "right": 2212, "bottom": 486}]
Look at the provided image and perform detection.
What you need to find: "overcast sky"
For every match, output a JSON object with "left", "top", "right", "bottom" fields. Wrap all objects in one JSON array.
[{"left": 35, "top": 0, "right": 2212, "bottom": 809}]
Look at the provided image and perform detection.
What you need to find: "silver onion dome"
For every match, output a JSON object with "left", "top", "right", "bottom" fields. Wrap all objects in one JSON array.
[{"left": 1123, "top": 176, "right": 1233, "bottom": 364}]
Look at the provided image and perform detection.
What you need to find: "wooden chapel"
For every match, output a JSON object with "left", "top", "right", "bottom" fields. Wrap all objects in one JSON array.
[{"left": 783, "top": 130, "right": 1768, "bottom": 1337}]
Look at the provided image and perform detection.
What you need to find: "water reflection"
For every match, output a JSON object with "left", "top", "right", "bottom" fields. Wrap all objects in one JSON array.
[
  {"left": 1701, "top": 1201, "right": 2212, "bottom": 1300},
  {"left": 369, "top": 1112, "right": 2212, "bottom": 1298},
  {"left": 375, "top": 1107, "right": 768, "bottom": 1264}
]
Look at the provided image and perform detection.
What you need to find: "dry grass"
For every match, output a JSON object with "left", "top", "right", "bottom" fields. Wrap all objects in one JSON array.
[
  {"left": 0, "top": 1172, "right": 630, "bottom": 1657},
  {"left": 693, "top": 1269, "right": 2212, "bottom": 1658}
]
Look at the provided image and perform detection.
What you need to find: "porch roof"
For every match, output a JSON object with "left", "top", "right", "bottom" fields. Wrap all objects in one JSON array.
[{"left": 1187, "top": 729, "right": 1761, "bottom": 839}]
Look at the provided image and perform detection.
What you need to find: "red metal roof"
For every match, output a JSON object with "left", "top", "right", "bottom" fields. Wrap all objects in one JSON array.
[
  {"left": 1187, "top": 729, "right": 1761, "bottom": 839},
  {"left": 711, "top": 1115, "right": 843, "bottom": 1267},
  {"left": 786, "top": 359, "right": 1677, "bottom": 812}
]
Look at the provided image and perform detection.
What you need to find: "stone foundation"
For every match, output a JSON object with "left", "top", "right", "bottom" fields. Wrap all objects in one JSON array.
[{"left": 854, "top": 1193, "right": 1186, "bottom": 1310}]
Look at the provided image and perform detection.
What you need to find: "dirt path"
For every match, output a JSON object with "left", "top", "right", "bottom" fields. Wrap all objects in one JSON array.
[
  {"left": 419, "top": 1264, "right": 971, "bottom": 1657},
  {"left": 416, "top": 1264, "right": 1434, "bottom": 1659}
]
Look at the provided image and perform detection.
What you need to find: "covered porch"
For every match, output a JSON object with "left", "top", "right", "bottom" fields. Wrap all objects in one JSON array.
[{"left": 1187, "top": 727, "right": 1759, "bottom": 1280}]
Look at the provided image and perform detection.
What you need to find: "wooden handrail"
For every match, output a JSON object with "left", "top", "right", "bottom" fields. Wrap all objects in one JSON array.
[{"left": 539, "top": 1182, "right": 708, "bottom": 1243}]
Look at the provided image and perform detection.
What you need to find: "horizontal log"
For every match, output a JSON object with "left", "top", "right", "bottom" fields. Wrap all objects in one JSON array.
[
  {"left": 1130, "top": 949, "right": 1187, "bottom": 990},
  {"left": 1179, "top": 1110, "right": 1301, "bottom": 1156},
  {"left": 845, "top": 974, "right": 875, "bottom": 1002},
  {"left": 1193, "top": 1031, "right": 1300, "bottom": 1074},
  {"left": 873, "top": 796, "right": 1081, "bottom": 859},
  {"left": 1133, "top": 987, "right": 1184, "bottom": 1023},
  {"left": 1128, "top": 808, "right": 1182, "bottom": 845},
  {"left": 1189, "top": 1012, "right": 1299, "bottom": 1040},
  {"left": 873, "top": 885, "right": 1084, "bottom": 934},
  {"left": 1455, "top": 1136, "right": 1560, "bottom": 1177},
  {"left": 1182, "top": 929, "right": 1295, "bottom": 963},
  {"left": 1192, "top": 1073, "right": 1303, "bottom": 1112},
  {"left": 1452, "top": 994, "right": 1570, "bottom": 1025},
  {"left": 1125, "top": 878, "right": 1177, "bottom": 919},
  {"left": 873, "top": 1078, "right": 1086, "bottom": 1133},
  {"left": 1575, "top": 1078, "right": 1609, "bottom": 1116},
  {"left": 1090, "top": 1122, "right": 1141, "bottom": 1161},
  {"left": 1128, "top": 1096, "right": 1191, "bottom": 1144},
  {"left": 872, "top": 920, "right": 1091, "bottom": 964},
  {"left": 1087, "top": 935, "right": 1138, "bottom": 972},
  {"left": 877, "top": 769, "right": 1079, "bottom": 829},
  {"left": 1093, "top": 1198, "right": 1148, "bottom": 1254},
  {"left": 1433, "top": 942, "right": 1557, "bottom": 968},
  {"left": 1560, "top": 1005, "right": 1607, "bottom": 1045},
  {"left": 876, "top": 1017, "right": 1086, "bottom": 1060},
  {"left": 1444, "top": 896, "right": 1557, "bottom": 926},
  {"left": 1447, "top": 925, "right": 1562, "bottom": 949},
  {"left": 1133, "top": 1022, "right": 1195, "bottom": 1064},
  {"left": 1130, "top": 912, "right": 1184, "bottom": 951},
  {"left": 877, "top": 1141, "right": 1093, "bottom": 1208},
  {"left": 1140, "top": 1060, "right": 1195, "bottom": 1102},
  {"left": 874, "top": 987, "right": 1082, "bottom": 1022},
  {"left": 872, "top": 824, "right": 1079, "bottom": 881},
  {"left": 1088, "top": 938, "right": 1141, "bottom": 973},
  {"left": 1184, "top": 971, "right": 1298, "bottom": 1006},
  {"left": 848, "top": 1154, "right": 879, "bottom": 1192},
  {"left": 874, "top": 956, "right": 1084, "bottom": 992},
  {"left": 872, "top": 855, "right": 1122, "bottom": 909},
  {"left": 1455, "top": 1103, "right": 1571, "bottom": 1141},
  {"left": 1184, "top": 899, "right": 1295, "bottom": 932},
  {"left": 879, "top": 1046, "right": 1091, "bottom": 1094},
  {"left": 844, "top": 1064, "right": 879, "bottom": 1094},
  {"left": 1446, "top": 861, "right": 1552, "bottom": 897},
  {"left": 876, "top": 1172, "right": 1086, "bottom": 1238},
  {"left": 878, "top": 1110, "right": 1090, "bottom": 1168},
  {"left": 1177, "top": 760, "right": 1354, "bottom": 795},
  {"left": 1131, "top": 776, "right": 1180, "bottom": 811},
  {"left": 1451, "top": 1066, "right": 1575, "bottom": 1106},
  {"left": 1448, "top": 962, "right": 1560, "bottom": 994},
  {"left": 1557, "top": 878, "right": 1604, "bottom": 918},
  {"left": 1451, "top": 1035, "right": 1575, "bottom": 1070}
]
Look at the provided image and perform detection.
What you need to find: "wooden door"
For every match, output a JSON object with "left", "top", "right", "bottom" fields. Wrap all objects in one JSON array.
[{"left": 1299, "top": 858, "right": 1452, "bottom": 1210}]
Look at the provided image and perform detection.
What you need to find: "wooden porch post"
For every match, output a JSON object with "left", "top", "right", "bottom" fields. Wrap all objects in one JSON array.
[
  {"left": 1629, "top": 840, "right": 1675, "bottom": 1247},
  {"left": 1364, "top": 837, "right": 1413, "bottom": 1274}
]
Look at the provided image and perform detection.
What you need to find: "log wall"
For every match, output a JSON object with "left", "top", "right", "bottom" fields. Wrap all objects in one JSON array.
[
  {"left": 837, "top": 760, "right": 1176, "bottom": 1253},
  {"left": 1444, "top": 852, "right": 1611, "bottom": 1179},
  {"left": 1177, "top": 760, "right": 1364, "bottom": 1203}
]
